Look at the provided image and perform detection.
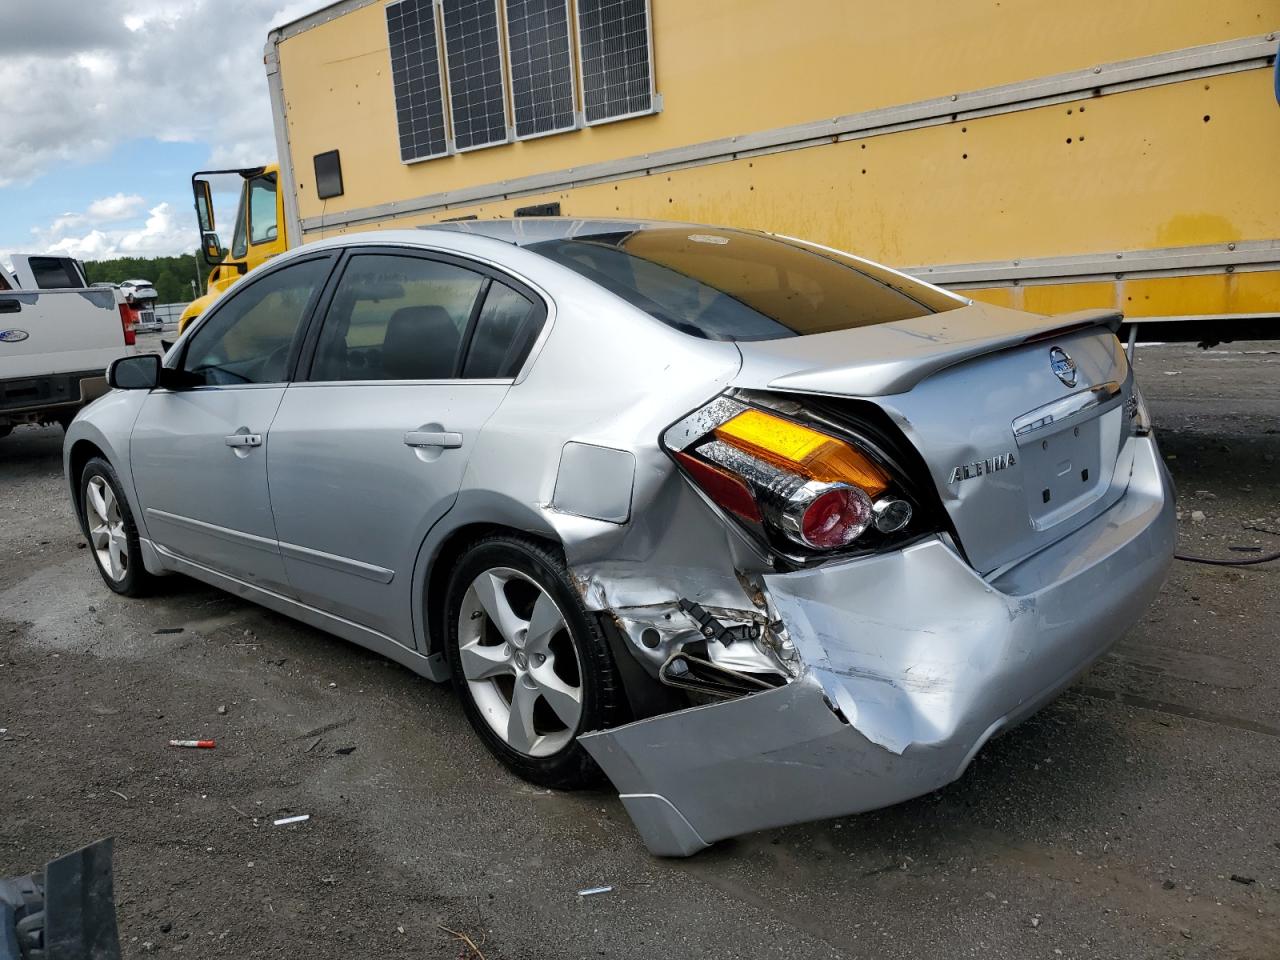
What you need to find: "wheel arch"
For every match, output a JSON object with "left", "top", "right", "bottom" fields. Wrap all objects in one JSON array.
[
  {"left": 67, "top": 438, "right": 108, "bottom": 519},
  {"left": 413, "top": 494, "right": 566, "bottom": 669}
]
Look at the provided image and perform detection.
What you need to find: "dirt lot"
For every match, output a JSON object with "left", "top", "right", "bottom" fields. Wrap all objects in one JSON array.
[{"left": 1, "top": 340, "right": 1277, "bottom": 959}]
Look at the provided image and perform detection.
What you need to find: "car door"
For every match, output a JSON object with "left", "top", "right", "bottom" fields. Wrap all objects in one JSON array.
[
  {"left": 130, "top": 254, "right": 335, "bottom": 592},
  {"left": 266, "top": 247, "right": 547, "bottom": 645}
]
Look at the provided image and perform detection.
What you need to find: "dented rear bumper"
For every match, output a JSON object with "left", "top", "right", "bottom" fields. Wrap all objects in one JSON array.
[{"left": 579, "top": 437, "right": 1175, "bottom": 856}]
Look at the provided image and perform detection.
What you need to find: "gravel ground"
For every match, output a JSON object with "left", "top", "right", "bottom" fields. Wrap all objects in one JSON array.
[{"left": 1, "top": 340, "right": 1276, "bottom": 959}]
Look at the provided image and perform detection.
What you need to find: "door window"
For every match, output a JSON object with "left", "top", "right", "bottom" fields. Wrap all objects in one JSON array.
[
  {"left": 248, "top": 175, "right": 279, "bottom": 245},
  {"left": 461, "top": 281, "right": 542, "bottom": 378},
  {"left": 182, "top": 257, "right": 330, "bottom": 386},
  {"left": 310, "top": 254, "right": 486, "bottom": 382}
]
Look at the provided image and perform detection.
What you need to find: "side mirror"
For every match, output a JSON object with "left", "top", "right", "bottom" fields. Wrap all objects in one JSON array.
[
  {"left": 194, "top": 178, "right": 216, "bottom": 232},
  {"left": 202, "top": 230, "right": 227, "bottom": 265},
  {"left": 107, "top": 354, "right": 160, "bottom": 390}
]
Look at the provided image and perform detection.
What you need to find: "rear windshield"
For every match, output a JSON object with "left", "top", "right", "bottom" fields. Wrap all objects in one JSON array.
[
  {"left": 527, "top": 227, "right": 961, "bottom": 341},
  {"left": 28, "top": 257, "right": 83, "bottom": 289}
]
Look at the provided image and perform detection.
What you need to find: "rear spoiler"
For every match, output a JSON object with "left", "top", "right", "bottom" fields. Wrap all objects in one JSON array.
[{"left": 757, "top": 304, "right": 1126, "bottom": 397}]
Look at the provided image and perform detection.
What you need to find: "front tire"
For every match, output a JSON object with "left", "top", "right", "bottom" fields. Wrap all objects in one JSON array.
[
  {"left": 444, "top": 535, "right": 624, "bottom": 789},
  {"left": 79, "top": 457, "right": 154, "bottom": 597}
]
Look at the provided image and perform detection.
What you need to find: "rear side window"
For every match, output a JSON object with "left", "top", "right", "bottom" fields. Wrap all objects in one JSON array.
[
  {"left": 310, "top": 254, "right": 485, "bottom": 381},
  {"left": 462, "top": 282, "right": 542, "bottom": 378},
  {"left": 28, "top": 257, "right": 82, "bottom": 289},
  {"left": 528, "top": 227, "right": 961, "bottom": 341}
]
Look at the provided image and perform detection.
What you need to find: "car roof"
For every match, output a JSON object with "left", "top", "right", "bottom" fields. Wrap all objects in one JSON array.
[{"left": 417, "top": 217, "right": 716, "bottom": 246}]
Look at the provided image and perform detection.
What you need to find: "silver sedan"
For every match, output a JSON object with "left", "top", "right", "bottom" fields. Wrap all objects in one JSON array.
[{"left": 65, "top": 219, "right": 1175, "bottom": 856}]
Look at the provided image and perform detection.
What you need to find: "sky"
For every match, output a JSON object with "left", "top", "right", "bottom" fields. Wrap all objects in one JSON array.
[{"left": 0, "top": 0, "right": 327, "bottom": 268}]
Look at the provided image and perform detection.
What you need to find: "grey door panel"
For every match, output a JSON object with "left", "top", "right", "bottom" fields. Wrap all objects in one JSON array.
[
  {"left": 131, "top": 386, "right": 292, "bottom": 592},
  {"left": 267, "top": 382, "right": 509, "bottom": 644}
]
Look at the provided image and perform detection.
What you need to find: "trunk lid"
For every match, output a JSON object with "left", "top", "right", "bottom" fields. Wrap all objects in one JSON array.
[{"left": 732, "top": 303, "right": 1137, "bottom": 574}]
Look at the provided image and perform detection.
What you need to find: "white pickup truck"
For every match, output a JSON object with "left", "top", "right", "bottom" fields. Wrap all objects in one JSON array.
[{"left": 0, "top": 255, "right": 135, "bottom": 439}]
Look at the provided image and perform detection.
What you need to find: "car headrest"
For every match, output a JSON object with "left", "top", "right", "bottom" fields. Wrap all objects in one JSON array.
[{"left": 382, "top": 305, "right": 459, "bottom": 379}]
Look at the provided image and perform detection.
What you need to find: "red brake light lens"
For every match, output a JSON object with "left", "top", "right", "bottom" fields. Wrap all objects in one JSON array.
[
  {"left": 799, "top": 487, "right": 872, "bottom": 549},
  {"left": 674, "top": 450, "right": 762, "bottom": 523},
  {"left": 118, "top": 303, "right": 137, "bottom": 346}
]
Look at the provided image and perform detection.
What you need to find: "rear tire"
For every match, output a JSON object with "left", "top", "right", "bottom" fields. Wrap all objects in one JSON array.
[
  {"left": 79, "top": 457, "right": 154, "bottom": 597},
  {"left": 444, "top": 535, "right": 625, "bottom": 789}
]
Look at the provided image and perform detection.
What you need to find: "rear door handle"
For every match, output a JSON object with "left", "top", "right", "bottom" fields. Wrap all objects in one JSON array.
[
  {"left": 0, "top": 299, "right": 21, "bottom": 314},
  {"left": 403, "top": 430, "right": 462, "bottom": 449},
  {"left": 224, "top": 433, "right": 263, "bottom": 448}
]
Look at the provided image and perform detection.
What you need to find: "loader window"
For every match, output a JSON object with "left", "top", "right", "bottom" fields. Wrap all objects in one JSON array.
[
  {"left": 530, "top": 227, "right": 963, "bottom": 341},
  {"left": 248, "top": 175, "right": 279, "bottom": 245}
]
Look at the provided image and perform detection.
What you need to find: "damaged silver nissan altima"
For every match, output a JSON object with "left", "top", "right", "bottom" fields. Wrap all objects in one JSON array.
[{"left": 65, "top": 219, "right": 1175, "bottom": 856}]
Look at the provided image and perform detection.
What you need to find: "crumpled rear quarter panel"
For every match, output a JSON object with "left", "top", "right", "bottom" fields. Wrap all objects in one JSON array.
[{"left": 580, "top": 438, "right": 1174, "bottom": 856}]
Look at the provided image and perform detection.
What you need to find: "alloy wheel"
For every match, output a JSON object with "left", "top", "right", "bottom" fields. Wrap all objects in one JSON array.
[
  {"left": 457, "top": 566, "right": 584, "bottom": 758},
  {"left": 86, "top": 476, "right": 128, "bottom": 582}
]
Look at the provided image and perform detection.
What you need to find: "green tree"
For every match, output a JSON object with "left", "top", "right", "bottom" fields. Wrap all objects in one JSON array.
[{"left": 82, "top": 252, "right": 205, "bottom": 303}]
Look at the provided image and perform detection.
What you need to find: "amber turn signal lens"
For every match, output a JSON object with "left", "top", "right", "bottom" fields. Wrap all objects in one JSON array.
[{"left": 714, "top": 409, "right": 890, "bottom": 496}]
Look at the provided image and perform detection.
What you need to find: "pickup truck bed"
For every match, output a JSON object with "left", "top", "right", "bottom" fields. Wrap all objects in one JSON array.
[{"left": 0, "top": 287, "right": 129, "bottom": 435}]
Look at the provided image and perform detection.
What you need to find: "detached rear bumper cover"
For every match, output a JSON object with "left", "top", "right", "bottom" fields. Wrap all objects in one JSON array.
[{"left": 580, "top": 438, "right": 1175, "bottom": 856}]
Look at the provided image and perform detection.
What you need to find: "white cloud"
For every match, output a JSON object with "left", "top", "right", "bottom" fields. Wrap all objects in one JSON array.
[
  {"left": 86, "top": 193, "right": 146, "bottom": 222},
  {"left": 18, "top": 199, "right": 192, "bottom": 261},
  {"left": 0, "top": 0, "right": 327, "bottom": 187}
]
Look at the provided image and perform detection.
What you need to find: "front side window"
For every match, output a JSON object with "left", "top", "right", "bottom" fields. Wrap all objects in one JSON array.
[
  {"left": 529, "top": 227, "right": 962, "bottom": 341},
  {"left": 182, "top": 257, "right": 330, "bottom": 386},
  {"left": 248, "top": 175, "right": 279, "bottom": 245},
  {"left": 310, "top": 254, "right": 486, "bottom": 381}
]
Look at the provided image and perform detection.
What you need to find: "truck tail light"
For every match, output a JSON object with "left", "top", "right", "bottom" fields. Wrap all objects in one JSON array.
[
  {"left": 118, "top": 302, "right": 137, "bottom": 346},
  {"left": 665, "top": 399, "right": 918, "bottom": 555}
]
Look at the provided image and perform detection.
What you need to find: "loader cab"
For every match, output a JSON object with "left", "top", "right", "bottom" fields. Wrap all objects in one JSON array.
[{"left": 179, "top": 164, "right": 289, "bottom": 332}]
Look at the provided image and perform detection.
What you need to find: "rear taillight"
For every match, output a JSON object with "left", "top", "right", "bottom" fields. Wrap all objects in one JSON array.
[
  {"left": 665, "top": 397, "right": 920, "bottom": 556},
  {"left": 118, "top": 303, "right": 137, "bottom": 346}
]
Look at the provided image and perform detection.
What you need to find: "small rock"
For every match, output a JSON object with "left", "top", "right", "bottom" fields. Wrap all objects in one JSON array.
[
  {"left": 334, "top": 746, "right": 356, "bottom": 756},
  {"left": 77, "top": 542, "right": 87, "bottom": 549},
  {"left": 1190, "top": 510, "right": 1206, "bottom": 523},
  {"left": 1230, "top": 874, "right": 1256, "bottom": 885},
  {"left": 1180, "top": 928, "right": 1192, "bottom": 940},
  {"left": 1030, "top": 917, "right": 1040, "bottom": 929},
  {"left": 216, "top": 705, "right": 227, "bottom": 715},
  {"left": 160, "top": 922, "right": 172, "bottom": 934},
  {"left": 1162, "top": 879, "right": 1176, "bottom": 890}
]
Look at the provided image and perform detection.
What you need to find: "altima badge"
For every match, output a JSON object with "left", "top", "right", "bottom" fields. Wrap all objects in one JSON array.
[
  {"left": 949, "top": 452, "right": 1016, "bottom": 484},
  {"left": 1050, "top": 346, "right": 1078, "bottom": 387}
]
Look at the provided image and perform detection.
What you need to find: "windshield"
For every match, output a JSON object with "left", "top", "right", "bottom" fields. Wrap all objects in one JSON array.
[{"left": 527, "top": 227, "right": 962, "bottom": 341}]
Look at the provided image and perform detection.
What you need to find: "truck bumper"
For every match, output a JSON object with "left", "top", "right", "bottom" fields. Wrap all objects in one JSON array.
[
  {"left": 579, "top": 437, "right": 1175, "bottom": 856},
  {"left": 0, "top": 371, "right": 107, "bottom": 426}
]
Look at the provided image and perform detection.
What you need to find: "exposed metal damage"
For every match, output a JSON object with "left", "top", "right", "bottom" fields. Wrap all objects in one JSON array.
[{"left": 568, "top": 434, "right": 1175, "bottom": 857}]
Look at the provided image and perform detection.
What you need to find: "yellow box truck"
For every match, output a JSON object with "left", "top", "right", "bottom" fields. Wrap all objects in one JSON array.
[{"left": 189, "top": 0, "right": 1280, "bottom": 343}]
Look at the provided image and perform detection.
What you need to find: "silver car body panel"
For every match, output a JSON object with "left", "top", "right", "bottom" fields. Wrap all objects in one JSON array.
[{"left": 64, "top": 220, "right": 1175, "bottom": 856}]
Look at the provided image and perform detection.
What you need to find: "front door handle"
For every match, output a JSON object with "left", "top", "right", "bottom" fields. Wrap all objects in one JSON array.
[
  {"left": 403, "top": 430, "right": 462, "bottom": 449},
  {"left": 224, "top": 433, "right": 263, "bottom": 448},
  {"left": 0, "top": 299, "right": 21, "bottom": 314}
]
